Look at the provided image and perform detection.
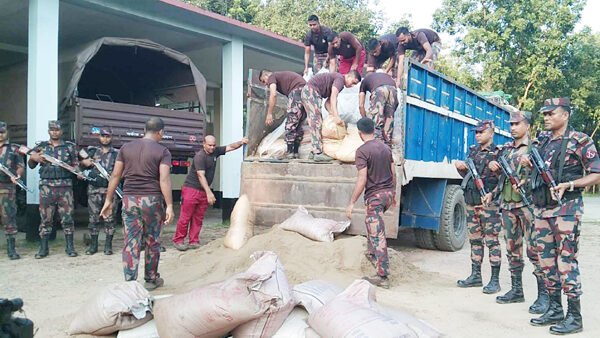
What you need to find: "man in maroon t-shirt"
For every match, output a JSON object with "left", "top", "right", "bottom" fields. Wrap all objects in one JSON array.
[
  {"left": 395, "top": 27, "right": 442, "bottom": 88},
  {"left": 301, "top": 71, "right": 361, "bottom": 161},
  {"left": 172, "top": 135, "right": 247, "bottom": 250},
  {"left": 303, "top": 14, "right": 335, "bottom": 75},
  {"left": 346, "top": 117, "right": 396, "bottom": 289},
  {"left": 101, "top": 117, "right": 173, "bottom": 290},
  {"left": 359, "top": 72, "right": 398, "bottom": 146},
  {"left": 259, "top": 70, "right": 306, "bottom": 159},
  {"left": 327, "top": 32, "right": 366, "bottom": 75}
]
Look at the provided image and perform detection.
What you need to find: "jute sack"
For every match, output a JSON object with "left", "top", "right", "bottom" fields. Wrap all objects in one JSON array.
[
  {"left": 224, "top": 194, "right": 254, "bottom": 250},
  {"left": 321, "top": 115, "right": 347, "bottom": 140},
  {"left": 279, "top": 206, "right": 350, "bottom": 242},
  {"left": 153, "top": 271, "right": 276, "bottom": 338},
  {"left": 68, "top": 282, "right": 152, "bottom": 335},
  {"left": 335, "top": 125, "right": 364, "bottom": 163},
  {"left": 232, "top": 251, "right": 296, "bottom": 337},
  {"left": 308, "top": 280, "right": 419, "bottom": 338}
]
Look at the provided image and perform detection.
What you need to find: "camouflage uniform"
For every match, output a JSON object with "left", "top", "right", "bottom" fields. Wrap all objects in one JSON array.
[
  {"left": 368, "top": 85, "right": 398, "bottom": 146},
  {"left": 85, "top": 146, "right": 119, "bottom": 236},
  {"left": 122, "top": 195, "right": 165, "bottom": 282},
  {"left": 301, "top": 85, "right": 325, "bottom": 154},
  {"left": 0, "top": 142, "right": 24, "bottom": 237},
  {"left": 365, "top": 190, "right": 394, "bottom": 277},
  {"left": 284, "top": 87, "right": 307, "bottom": 146}
]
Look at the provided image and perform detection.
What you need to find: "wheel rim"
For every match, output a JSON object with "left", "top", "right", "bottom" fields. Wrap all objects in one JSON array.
[{"left": 453, "top": 203, "right": 466, "bottom": 238}]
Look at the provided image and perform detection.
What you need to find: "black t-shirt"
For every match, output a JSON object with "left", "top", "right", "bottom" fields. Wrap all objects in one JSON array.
[
  {"left": 355, "top": 139, "right": 394, "bottom": 199},
  {"left": 183, "top": 146, "right": 227, "bottom": 191},
  {"left": 304, "top": 26, "right": 334, "bottom": 54}
]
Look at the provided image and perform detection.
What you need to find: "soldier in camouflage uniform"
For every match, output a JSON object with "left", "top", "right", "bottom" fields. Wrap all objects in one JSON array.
[
  {"left": 347, "top": 117, "right": 396, "bottom": 289},
  {"left": 259, "top": 70, "right": 307, "bottom": 159},
  {"left": 486, "top": 111, "right": 548, "bottom": 313},
  {"left": 523, "top": 98, "right": 600, "bottom": 335},
  {"left": 455, "top": 120, "right": 502, "bottom": 294},
  {"left": 0, "top": 122, "right": 25, "bottom": 260},
  {"left": 28, "top": 120, "right": 79, "bottom": 258},
  {"left": 79, "top": 128, "right": 119, "bottom": 255},
  {"left": 359, "top": 72, "right": 398, "bottom": 146}
]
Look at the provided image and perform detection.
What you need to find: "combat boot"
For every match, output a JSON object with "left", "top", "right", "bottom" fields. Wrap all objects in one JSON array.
[
  {"left": 483, "top": 265, "right": 501, "bottom": 294},
  {"left": 285, "top": 143, "right": 295, "bottom": 160},
  {"left": 530, "top": 292, "right": 564, "bottom": 326},
  {"left": 6, "top": 236, "right": 20, "bottom": 260},
  {"left": 549, "top": 298, "right": 583, "bottom": 335},
  {"left": 362, "top": 275, "right": 390, "bottom": 289},
  {"left": 496, "top": 270, "right": 524, "bottom": 303},
  {"left": 85, "top": 234, "right": 98, "bottom": 255},
  {"left": 65, "top": 234, "right": 78, "bottom": 257},
  {"left": 104, "top": 234, "right": 114, "bottom": 255},
  {"left": 293, "top": 141, "right": 301, "bottom": 159},
  {"left": 529, "top": 275, "right": 550, "bottom": 314},
  {"left": 457, "top": 263, "right": 483, "bottom": 287},
  {"left": 35, "top": 235, "right": 49, "bottom": 259}
]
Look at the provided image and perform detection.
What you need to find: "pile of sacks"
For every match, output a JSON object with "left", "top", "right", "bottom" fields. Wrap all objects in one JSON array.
[
  {"left": 69, "top": 250, "right": 442, "bottom": 338},
  {"left": 321, "top": 116, "right": 364, "bottom": 163}
]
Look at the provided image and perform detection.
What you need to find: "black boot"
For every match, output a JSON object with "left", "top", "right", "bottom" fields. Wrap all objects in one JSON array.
[
  {"left": 6, "top": 237, "right": 20, "bottom": 260},
  {"left": 293, "top": 140, "right": 301, "bottom": 159},
  {"left": 85, "top": 234, "right": 98, "bottom": 255},
  {"left": 285, "top": 143, "right": 295, "bottom": 160},
  {"left": 457, "top": 263, "right": 483, "bottom": 287},
  {"left": 104, "top": 234, "right": 114, "bottom": 255},
  {"left": 35, "top": 235, "right": 49, "bottom": 259},
  {"left": 531, "top": 293, "right": 564, "bottom": 326},
  {"left": 65, "top": 234, "right": 78, "bottom": 257},
  {"left": 550, "top": 298, "right": 583, "bottom": 335},
  {"left": 529, "top": 275, "right": 550, "bottom": 314},
  {"left": 483, "top": 265, "right": 501, "bottom": 294},
  {"left": 496, "top": 270, "right": 524, "bottom": 303}
]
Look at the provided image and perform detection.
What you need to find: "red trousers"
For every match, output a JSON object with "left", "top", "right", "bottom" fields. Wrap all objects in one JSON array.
[
  {"left": 338, "top": 49, "right": 366, "bottom": 75},
  {"left": 173, "top": 186, "right": 208, "bottom": 245}
]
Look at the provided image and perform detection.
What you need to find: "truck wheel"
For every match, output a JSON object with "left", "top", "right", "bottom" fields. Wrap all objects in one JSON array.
[
  {"left": 433, "top": 184, "right": 467, "bottom": 252},
  {"left": 414, "top": 228, "right": 437, "bottom": 250}
]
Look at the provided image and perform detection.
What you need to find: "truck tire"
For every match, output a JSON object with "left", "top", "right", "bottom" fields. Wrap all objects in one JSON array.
[
  {"left": 414, "top": 228, "right": 437, "bottom": 250},
  {"left": 433, "top": 184, "right": 467, "bottom": 252}
]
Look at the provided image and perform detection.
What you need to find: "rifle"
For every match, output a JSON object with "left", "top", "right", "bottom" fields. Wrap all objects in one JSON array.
[
  {"left": 530, "top": 147, "right": 563, "bottom": 206},
  {"left": 18, "top": 145, "right": 95, "bottom": 182},
  {"left": 0, "top": 162, "right": 33, "bottom": 192},
  {"left": 498, "top": 156, "right": 530, "bottom": 206},
  {"left": 79, "top": 148, "right": 123, "bottom": 198},
  {"left": 466, "top": 158, "right": 488, "bottom": 205}
]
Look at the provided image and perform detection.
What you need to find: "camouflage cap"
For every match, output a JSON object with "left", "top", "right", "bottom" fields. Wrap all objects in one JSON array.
[
  {"left": 473, "top": 119, "right": 494, "bottom": 132},
  {"left": 100, "top": 127, "right": 113, "bottom": 136},
  {"left": 48, "top": 120, "right": 61, "bottom": 130},
  {"left": 508, "top": 111, "right": 532, "bottom": 124},
  {"left": 539, "top": 97, "right": 571, "bottom": 112},
  {"left": 0, "top": 121, "right": 6, "bottom": 133}
]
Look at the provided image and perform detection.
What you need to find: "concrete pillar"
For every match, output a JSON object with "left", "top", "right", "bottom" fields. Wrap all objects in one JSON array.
[
  {"left": 27, "top": 0, "right": 59, "bottom": 205},
  {"left": 219, "top": 38, "right": 244, "bottom": 200}
]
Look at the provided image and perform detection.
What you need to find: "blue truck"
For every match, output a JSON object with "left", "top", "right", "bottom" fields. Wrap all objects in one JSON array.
[{"left": 241, "top": 61, "right": 512, "bottom": 251}]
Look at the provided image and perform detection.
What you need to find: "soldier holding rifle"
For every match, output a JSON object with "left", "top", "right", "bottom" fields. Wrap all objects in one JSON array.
[
  {"left": 0, "top": 121, "right": 26, "bottom": 260},
  {"left": 485, "top": 111, "right": 548, "bottom": 314},
  {"left": 454, "top": 120, "right": 502, "bottom": 294},
  {"left": 521, "top": 98, "right": 600, "bottom": 335}
]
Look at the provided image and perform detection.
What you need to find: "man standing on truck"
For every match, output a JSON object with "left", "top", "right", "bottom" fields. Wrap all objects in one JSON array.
[
  {"left": 328, "top": 32, "right": 366, "bottom": 75},
  {"left": 28, "top": 120, "right": 79, "bottom": 259},
  {"left": 0, "top": 121, "right": 25, "bottom": 260},
  {"left": 454, "top": 120, "right": 502, "bottom": 294},
  {"left": 172, "top": 135, "right": 247, "bottom": 251},
  {"left": 484, "top": 111, "right": 548, "bottom": 314},
  {"left": 259, "top": 70, "right": 307, "bottom": 159},
  {"left": 358, "top": 72, "right": 398, "bottom": 147},
  {"left": 79, "top": 127, "right": 119, "bottom": 255},
  {"left": 301, "top": 71, "right": 361, "bottom": 162},
  {"left": 100, "top": 117, "right": 174, "bottom": 290},
  {"left": 395, "top": 27, "right": 441, "bottom": 88},
  {"left": 522, "top": 98, "right": 600, "bottom": 335},
  {"left": 303, "top": 15, "right": 335, "bottom": 76},
  {"left": 366, "top": 34, "right": 399, "bottom": 76},
  {"left": 346, "top": 117, "right": 395, "bottom": 289}
]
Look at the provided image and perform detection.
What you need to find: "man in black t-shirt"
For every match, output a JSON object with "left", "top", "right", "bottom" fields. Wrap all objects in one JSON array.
[
  {"left": 303, "top": 14, "right": 335, "bottom": 75},
  {"left": 172, "top": 135, "right": 248, "bottom": 250}
]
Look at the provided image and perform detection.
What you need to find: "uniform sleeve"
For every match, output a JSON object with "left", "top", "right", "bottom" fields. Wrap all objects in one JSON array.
[
  {"left": 12, "top": 147, "right": 24, "bottom": 169},
  {"left": 266, "top": 73, "right": 277, "bottom": 87},
  {"left": 116, "top": 147, "right": 124, "bottom": 162},
  {"left": 359, "top": 79, "right": 368, "bottom": 93},
  {"left": 577, "top": 136, "right": 600, "bottom": 173},
  {"left": 161, "top": 148, "right": 172, "bottom": 167},
  {"left": 355, "top": 148, "right": 368, "bottom": 170},
  {"left": 332, "top": 75, "right": 345, "bottom": 92},
  {"left": 303, "top": 31, "right": 312, "bottom": 46},
  {"left": 69, "top": 144, "right": 79, "bottom": 167},
  {"left": 415, "top": 31, "right": 429, "bottom": 47},
  {"left": 195, "top": 152, "right": 206, "bottom": 171},
  {"left": 396, "top": 44, "right": 406, "bottom": 56},
  {"left": 216, "top": 146, "right": 227, "bottom": 157}
]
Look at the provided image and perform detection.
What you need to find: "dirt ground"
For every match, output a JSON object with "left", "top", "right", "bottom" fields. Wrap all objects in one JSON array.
[{"left": 1, "top": 198, "right": 600, "bottom": 338}]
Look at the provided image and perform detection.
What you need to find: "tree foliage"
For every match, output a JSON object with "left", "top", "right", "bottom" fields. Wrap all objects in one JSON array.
[{"left": 182, "top": 0, "right": 260, "bottom": 23}]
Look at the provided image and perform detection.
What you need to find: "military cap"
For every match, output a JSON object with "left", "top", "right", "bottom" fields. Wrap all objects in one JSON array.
[
  {"left": 0, "top": 121, "right": 6, "bottom": 133},
  {"left": 48, "top": 120, "right": 61, "bottom": 130},
  {"left": 473, "top": 119, "right": 494, "bottom": 132},
  {"left": 100, "top": 127, "right": 113, "bottom": 136},
  {"left": 508, "top": 111, "right": 532, "bottom": 124},
  {"left": 539, "top": 97, "right": 571, "bottom": 112}
]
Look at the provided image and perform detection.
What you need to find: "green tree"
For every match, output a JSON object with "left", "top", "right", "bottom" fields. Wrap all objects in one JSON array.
[
  {"left": 433, "top": 0, "right": 585, "bottom": 111},
  {"left": 182, "top": 0, "right": 259, "bottom": 23}
]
